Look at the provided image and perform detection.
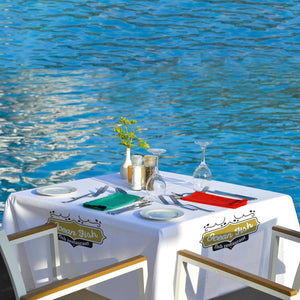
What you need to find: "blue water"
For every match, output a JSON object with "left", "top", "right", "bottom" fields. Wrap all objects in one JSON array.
[{"left": 0, "top": 0, "right": 299, "bottom": 223}]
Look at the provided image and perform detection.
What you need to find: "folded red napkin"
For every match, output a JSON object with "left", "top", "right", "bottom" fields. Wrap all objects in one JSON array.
[{"left": 182, "top": 191, "right": 247, "bottom": 209}]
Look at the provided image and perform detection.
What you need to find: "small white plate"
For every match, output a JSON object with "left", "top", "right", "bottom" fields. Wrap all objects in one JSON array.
[
  {"left": 36, "top": 186, "right": 77, "bottom": 197},
  {"left": 140, "top": 208, "right": 184, "bottom": 221}
]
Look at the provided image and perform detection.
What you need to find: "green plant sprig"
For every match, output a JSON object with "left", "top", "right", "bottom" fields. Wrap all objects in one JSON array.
[{"left": 113, "top": 117, "right": 149, "bottom": 149}]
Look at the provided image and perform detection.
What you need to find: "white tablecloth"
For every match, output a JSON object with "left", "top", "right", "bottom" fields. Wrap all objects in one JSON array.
[{"left": 3, "top": 172, "right": 300, "bottom": 300}]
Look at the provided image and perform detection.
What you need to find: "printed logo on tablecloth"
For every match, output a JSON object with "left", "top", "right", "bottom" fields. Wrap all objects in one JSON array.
[
  {"left": 200, "top": 210, "right": 259, "bottom": 251},
  {"left": 48, "top": 211, "right": 106, "bottom": 248}
]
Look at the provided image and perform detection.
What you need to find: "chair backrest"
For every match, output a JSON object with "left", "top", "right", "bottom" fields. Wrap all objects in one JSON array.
[
  {"left": 0, "top": 230, "right": 27, "bottom": 299},
  {"left": 0, "top": 241, "right": 17, "bottom": 299},
  {"left": 269, "top": 225, "right": 300, "bottom": 292},
  {"left": 0, "top": 223, "right": 61, "bottom": 300},
  {"left": 176, "top": 225, "right": 300, "bottom": 300}
]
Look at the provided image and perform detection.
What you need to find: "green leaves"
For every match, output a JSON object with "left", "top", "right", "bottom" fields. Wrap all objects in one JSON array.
[
  {"left": 113, "top": 117, "right": 149, "bottom": 149},
  {"left": 138, "top": 139, "right": 149, "bottom": 149}
]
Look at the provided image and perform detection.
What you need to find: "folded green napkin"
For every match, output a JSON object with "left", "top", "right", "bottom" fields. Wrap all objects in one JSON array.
[{"left": 83, "top": 192, "right": 141, "bottom": 211}]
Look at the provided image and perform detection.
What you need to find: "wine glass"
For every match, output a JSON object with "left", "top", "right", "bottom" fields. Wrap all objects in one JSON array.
[
  {"left": 145, "top": 148, "right": 167, "bottom": 197},
  {"left": 193, "top": 141, "right": 212, "bottom": 192}
]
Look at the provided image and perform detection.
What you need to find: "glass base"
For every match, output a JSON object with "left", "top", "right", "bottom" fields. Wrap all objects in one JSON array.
[
  {"left": 193, "top": 162, "right": 212, "bottom": 192},
  {"left": 146, "top": 174, "right": 166, "bottom": 198}
]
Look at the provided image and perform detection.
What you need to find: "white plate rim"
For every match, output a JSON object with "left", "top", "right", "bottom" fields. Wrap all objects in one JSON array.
[
  {"left": 36, "top": 186, "right": 77, "bottom": 197},
  {"left": 140, "top": 207, "right": 184, "bottom": 221}
]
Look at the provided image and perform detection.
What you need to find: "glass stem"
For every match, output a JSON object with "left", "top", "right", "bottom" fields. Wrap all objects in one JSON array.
[
  {"left": 155, "top": 155, "right": 159, "bottom": 173},
  {"left": 202, "top": 146, "right": 206, "bottom": 164}
]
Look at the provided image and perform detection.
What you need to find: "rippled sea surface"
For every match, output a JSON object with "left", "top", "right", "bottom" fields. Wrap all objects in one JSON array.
[{"left": 0, "top": 0, "right": 299, "bottom": 223}]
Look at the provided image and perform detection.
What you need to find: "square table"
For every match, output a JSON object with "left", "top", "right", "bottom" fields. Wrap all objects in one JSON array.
[{"left": 2, "top": 172, "right": 300, "bottom": 299}]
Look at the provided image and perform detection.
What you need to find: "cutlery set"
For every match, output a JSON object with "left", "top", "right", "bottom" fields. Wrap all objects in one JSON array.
[
  {"left": 172, "top": 190, "right": 257, "bottom": 201},
  {"left": 159, "top": 195, "right": 214, "bottom": 212},
  {"left": 61, "top": 185, "right": 150, "bottom": 214},
  {"left": 107, "top": 200, "right": 151, "bottom": 215},
  {"left": 62, "top": 184, "right": 255, "bottom": 215},
  {"left": 62, "top": 185, "right": 109, "bottom": 203}
]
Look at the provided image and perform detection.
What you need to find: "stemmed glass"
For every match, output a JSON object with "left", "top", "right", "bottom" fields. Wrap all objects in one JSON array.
[
  {"left": 145, "top": 148, "right": 167, "bottom": 197},
  {"left": 193, "top": 141, "right": 212, "bottom": 192}
]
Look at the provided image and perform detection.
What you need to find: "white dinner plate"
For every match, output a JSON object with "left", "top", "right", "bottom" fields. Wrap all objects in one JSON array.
[
  {"left": 140, "top": 208, "right": 184, "bottom": 221},
  {"left": 36, "top": 186, "right": 77, "bottom": 197}
]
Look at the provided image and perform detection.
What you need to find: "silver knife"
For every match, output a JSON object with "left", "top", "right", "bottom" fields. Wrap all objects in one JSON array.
[
  {"left": 107, "top": 201, "right": 151, "bottom": 215},
  {"left": 208, "top": 190, "right": 257, "bottom": 201}
]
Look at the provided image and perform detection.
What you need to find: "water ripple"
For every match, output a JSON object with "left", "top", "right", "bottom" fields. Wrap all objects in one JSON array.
[{"left": 0, "top": 0, "right": 300, "bottom": 222}]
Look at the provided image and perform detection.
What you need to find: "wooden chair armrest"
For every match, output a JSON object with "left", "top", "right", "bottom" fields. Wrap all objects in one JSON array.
[
  {"left": 21, "top": 255, "right": 147, "bottom": 300},
  {"left": 272, "top": 225, "right": 300, "bottom": 240},
  {"left": 178, "top": 250, "right": 297, "bottom": 297},
  {"left": 21, "top": 279, "right": 70, "bottom": 300},
  {"left": 7, "top": 223, "right": 57, "bottom": 242}
]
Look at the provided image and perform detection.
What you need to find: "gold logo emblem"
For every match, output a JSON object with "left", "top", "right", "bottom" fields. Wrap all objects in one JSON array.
[
  {"left": 48, "top": 212, "right": 106, "bottom": 248},
  {"left": 201, "top": 213, "right": 259, "bottom": 250}
]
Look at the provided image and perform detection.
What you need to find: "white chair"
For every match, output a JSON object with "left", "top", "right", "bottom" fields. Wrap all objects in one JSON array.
[
  {"left": 0, "top": 223, "right": 148, "bottom": 300},
  {"left": 175, "top": 225, "right": 300, "bottom": 300}
]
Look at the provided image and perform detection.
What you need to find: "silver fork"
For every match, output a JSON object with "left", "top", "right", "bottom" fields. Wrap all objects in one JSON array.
[
  {"left": 169, "top": 195, "right": 214, "bottom": 212},
  {"left": 169, "top": 195, "right": 199, "bottom": 211},
  {"left": 159, "top": 195, "right": 199, "bottom": 211},
  {"left": 62, "top": 185, "right": 109, "bottom": 203},
  {"left": 115, "top": 187, "right": 127, "bottom": 194},
  {"left": 158, "top": 195, "right": 172, "bottom": 205}
]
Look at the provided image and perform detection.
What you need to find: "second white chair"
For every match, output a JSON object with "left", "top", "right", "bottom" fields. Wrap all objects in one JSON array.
[{"left": 175, "top": 225, "right": 300, "bottom": 300}]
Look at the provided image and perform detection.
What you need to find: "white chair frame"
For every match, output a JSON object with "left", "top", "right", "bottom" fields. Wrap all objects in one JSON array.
[
  {"left": 175, "top": 225, "right": 300, "bottom": 300},
  {"left": 0, "top": 223, "right": 148, "bottom": 300}
]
